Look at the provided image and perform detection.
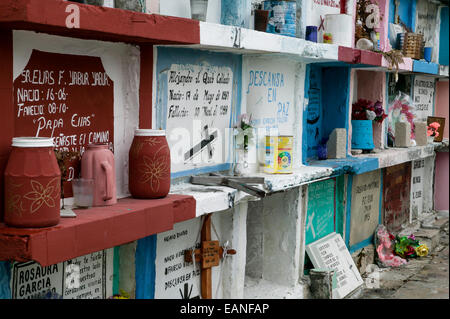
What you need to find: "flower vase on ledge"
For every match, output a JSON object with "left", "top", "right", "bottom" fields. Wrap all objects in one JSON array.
[{"left": 234, "top": 148, "right": 249, "bottom": 176}]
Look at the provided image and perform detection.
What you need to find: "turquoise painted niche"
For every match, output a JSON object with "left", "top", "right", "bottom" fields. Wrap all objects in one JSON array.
[{"left": 305, "top": 179, "right": 336, "bottom": 246}]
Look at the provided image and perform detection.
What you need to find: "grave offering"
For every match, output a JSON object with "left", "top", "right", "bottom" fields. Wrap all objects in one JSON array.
[
  {"left": 264, "top": 135, "right": 293, "bottom": 174},
  {"left": 306, "top": 232, "right": 364, "bottom": 299},
  {"left": 394, "top": 122, "right": 411, "bottom": 147},
  {"left": 427, "top": 116, "right": 445, "bottom": 142},
  {"left": 326, "top": 128, "right": 347, "bottom": 159},
  {"left": 4, "top": 137, "right": 61, "bottom": 228},
  {"left": 351, "top": 99, "right": 387, "bottom": 151},
  {"left": 129, "top": 129, "right": 170, "bottom": 198},
  {"left": 80, "top": 144, "right": 116, "bottom": 207},
  {"left": 414, "top": 122, "right": 428, "bottom": 146}
]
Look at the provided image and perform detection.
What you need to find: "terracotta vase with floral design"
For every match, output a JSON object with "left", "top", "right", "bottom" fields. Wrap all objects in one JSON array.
[
  {"left": 4, "top": 137, "right": 61, "bottom": 228},
  {"left": 129, "top": 129, "right": 170, "bottom": 199}
]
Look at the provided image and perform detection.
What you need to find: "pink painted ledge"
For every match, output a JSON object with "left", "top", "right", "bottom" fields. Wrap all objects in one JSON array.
[
  {"left": 338, "top": 47, "right": 413, "bottom": 72},
  {"left": 0, "top": 195, "right": 196, "bottom": 266}
]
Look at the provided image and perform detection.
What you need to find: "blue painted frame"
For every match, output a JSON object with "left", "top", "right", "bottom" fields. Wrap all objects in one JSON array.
[
  {"left": 0, "top": 261, "right": 11, "bottom": 299},
  {"left": 135, "top": 235, "right": 157, "bottom": 299},
  {"left": 388, "top": 0, "right": 417, "bottom": 34},
  {"left": 155, "top": 47, "right": 242, "bottom": 179},
  {"left": 439, "top": 6, "right": 449, "bottom": 66}
]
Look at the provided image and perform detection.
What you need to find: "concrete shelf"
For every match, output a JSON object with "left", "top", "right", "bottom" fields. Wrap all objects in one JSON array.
[
  {"left": 353, "top": 144, "right": 437, "bottom": 169},
  {"left": 0, "top": 195, "right": 195, "bottom": 266}
]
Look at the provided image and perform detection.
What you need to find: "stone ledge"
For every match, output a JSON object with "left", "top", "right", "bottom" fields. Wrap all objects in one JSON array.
[
  {"left": 0, "top": 195, "right": 196, "bottom": 266},
  {"left": 353, "top": 144, "right": 436, "bottom": 169}
]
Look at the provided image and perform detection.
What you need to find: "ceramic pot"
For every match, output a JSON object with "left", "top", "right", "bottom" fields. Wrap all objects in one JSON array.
[
  {"left": 81, "top": 144, "right": 117, "bottom": 206},
  {"left": 129, "top": 129, "right": 171, "bottom": 198},
  {"left": 351, "top": 120, "right": 375, "bottom": 150},
  {"left": 4, "top": 137, "right": 61, "bottom": 228}
]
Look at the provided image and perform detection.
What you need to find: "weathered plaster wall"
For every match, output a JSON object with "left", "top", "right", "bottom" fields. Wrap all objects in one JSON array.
[
  {"left": 246, "top": 188, "right": 302, "bottom": 287},
  {"left": 415, "top": 0, "right": 440, "bottom": 62},
  {"left": 159, "top": 0, "right": 222, "bottom": 23},
  {"left": 13, "top": 30, "right": 140, "bottom": 200}
]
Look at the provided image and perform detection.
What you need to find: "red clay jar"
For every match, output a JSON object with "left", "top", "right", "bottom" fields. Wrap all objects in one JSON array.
[
  {"left": 129, "top": 129, "right": 171, "bottom": 198},
  {"left": 4, "top": 137, "right": 61, "bottom": 228}
]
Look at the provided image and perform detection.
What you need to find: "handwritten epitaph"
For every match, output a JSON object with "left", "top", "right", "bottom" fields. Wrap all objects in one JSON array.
[
  {"left": 411, "top": 159, "right": 425, "bottom": 219},
  {"left": 413, "top": 75, "right": 435, "bottom": 121},
  {"left": 11, "top": 250, "right": 109, "bottom": 299},
  {"left": 305, "top": 179, "right": 336, "bottom": 245},
  {"left": 155, "top": 218, "right": 202, "bottom": 299},
  {"left": 165, "top": 64, "right": 233, "bottom": 174},
  {"left": 13, "top": 50, "right": 114, "bottom": 196},
  {"left": 306, "top": 233, "right": 364, "bottom": 299},
  {"left": 349, "top": 170, "right": 381, "bottom": 247},
  {"left": 306, "top": 67, "right": 322, "bottom": 158}
]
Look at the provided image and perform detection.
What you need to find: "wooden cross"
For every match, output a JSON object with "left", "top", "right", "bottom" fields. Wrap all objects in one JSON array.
[{"left": 184, "top": 214, "right": 236, "bottom": 299}]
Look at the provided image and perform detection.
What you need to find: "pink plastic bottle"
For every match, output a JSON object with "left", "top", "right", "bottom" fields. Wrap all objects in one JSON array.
[{"left": 80, "top": 143, "right": 117, "bottom": 207}]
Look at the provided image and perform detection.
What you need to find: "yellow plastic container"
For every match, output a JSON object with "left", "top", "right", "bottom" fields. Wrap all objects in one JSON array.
[{"left": 264, "top": 135, "right": 293, "bottom": 174}]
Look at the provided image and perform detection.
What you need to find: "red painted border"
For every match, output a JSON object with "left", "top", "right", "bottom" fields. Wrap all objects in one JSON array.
[
  {"left": 0, "top": 0, "right": 200, "bottom": 45},
  {"left": 0, "top": 29, "right": 14, "bottom": 223},
  {"left": 0, "top": 195, "right": 196, "bottom": 266},
  {"left": 139, "top": 44, "right": 153, "bottom": 129}
]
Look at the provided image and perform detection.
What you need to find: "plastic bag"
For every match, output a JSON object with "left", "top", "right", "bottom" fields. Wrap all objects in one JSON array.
[{"left": 374, "top": 224, "right": 408, "bottom": 268}]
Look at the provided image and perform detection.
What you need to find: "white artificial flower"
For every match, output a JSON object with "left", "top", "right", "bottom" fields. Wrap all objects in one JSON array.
[{"left": 366, "top": 110, "right": 376, "bottom": 121}]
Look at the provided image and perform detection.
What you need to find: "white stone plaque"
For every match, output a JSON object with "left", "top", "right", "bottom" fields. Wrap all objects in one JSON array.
[
  {"left": 11, "top": 249, "right": 114, "bottom": 299},
  {"left": 410, "top": 159, "right": 425, "bottom": 220},
  {"left": 306, "top": 232, "right": 364, "bottom": 299},
  {"left": 165, "top": 63, "right": 234, "bottom": 174}
]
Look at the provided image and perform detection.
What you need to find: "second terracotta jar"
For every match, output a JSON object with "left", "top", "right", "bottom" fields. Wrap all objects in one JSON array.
[{"left": 129, "top": 129, "right": 170, "bottom": 198}]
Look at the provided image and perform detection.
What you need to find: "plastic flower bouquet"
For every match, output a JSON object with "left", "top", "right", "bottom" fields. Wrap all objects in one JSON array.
[
  {"left": 352, "top": 99, "right": 388, "bottom": 123},
  {"left": 427, "top": 122, "right": 441, "bottom": 138}
]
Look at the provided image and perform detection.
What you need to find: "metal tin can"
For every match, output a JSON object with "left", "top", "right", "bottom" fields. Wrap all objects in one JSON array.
[{"left": 264, "top": 135, "right": 293, "bottom": 174}]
